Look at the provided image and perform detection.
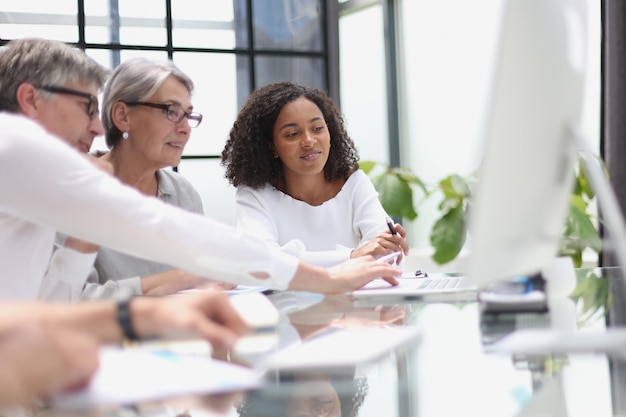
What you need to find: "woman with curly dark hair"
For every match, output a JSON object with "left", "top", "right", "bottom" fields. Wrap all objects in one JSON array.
[{"left": 222, "top": 82, "right": 409, "bottom": 267}]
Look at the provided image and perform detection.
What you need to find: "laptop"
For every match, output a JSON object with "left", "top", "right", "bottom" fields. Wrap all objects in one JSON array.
[{"left": 349, "top": 271, "right": 478, "bottom": 304}]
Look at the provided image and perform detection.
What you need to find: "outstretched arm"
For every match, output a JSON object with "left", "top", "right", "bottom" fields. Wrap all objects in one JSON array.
[
  {"left": 0, "top": 292, "right": 248, "bottom": 349},
  {"left": 288, "top": 256, "right": 401, "bottom": 295},
  {"left": 140, "top": 269, "right": 237, "bottom": 296},
  {"left": 0, "top": 119, "right": 299, "bottom": 290}
]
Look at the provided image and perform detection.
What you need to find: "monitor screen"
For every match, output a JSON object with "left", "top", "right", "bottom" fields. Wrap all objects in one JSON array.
[{"left": 468, "top": 0, "right": 588, "bottom": 288}]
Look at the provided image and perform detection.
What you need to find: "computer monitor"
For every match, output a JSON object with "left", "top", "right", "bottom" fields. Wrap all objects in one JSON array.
[{"left": 468, "top": 0, "right": 588, "bottom": 289}]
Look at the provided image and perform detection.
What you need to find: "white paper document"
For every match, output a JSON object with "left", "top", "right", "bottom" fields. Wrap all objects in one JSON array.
[{"left": 50, "top": 347, "right": 263, "bottom": 409}]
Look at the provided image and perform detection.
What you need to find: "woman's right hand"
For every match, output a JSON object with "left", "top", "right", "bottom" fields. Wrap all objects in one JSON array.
[{"left": 351, "top": 223, "right": 409, "bottom": 261}]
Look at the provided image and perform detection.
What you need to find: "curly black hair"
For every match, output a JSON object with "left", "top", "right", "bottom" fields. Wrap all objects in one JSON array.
[{"left": 221, "top": 81, "right": 360, "bottom": 188}]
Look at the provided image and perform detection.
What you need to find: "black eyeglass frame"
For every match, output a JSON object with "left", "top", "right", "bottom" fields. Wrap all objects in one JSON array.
[
  {"left": 124, "top": 101, "right": 203, "bottom": 128},
  {"left": 37, "top": 85, "right": 98, "bottom": 120}
]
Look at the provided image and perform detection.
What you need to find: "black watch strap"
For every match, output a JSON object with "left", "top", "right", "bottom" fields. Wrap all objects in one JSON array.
[{"left": 116, "top": 297, "right": 139, "bottom": 341}]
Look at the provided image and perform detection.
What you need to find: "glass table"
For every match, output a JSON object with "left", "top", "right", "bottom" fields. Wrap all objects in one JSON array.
[{"left": 40, "top": 267, "right": 626, "bottom": 417}]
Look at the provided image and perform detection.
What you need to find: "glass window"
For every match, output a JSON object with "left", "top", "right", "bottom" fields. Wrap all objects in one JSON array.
[
  {"left": 84, "top": 0, "right": 167, "bottom": 46},
  {"left": 255, "top": 55, "right": 325, "bottom": 89},
  {"left": 339, "top": 4, "right": 388, "bottom": 163},
  {"left": 172, "top": 0, "right": 245, "bottom": 49},
  {"left": 86, "top": 49, "right": 169, "bottom": 71},
  {"left": 173, "top": 51, "right": 245, "bottom": 155},
  {"left": 252, "top": 0, "right": 323, "bottom": 51},
  {"left": 0, "top": 2, "right": 75, "bottom": 13},
  {"left": 0, "top": 24, "right": 78, "bottom": 43},
  {"left": 1, "top": 0, "right": 332, "bottom": 162},
  {"left": 0, "top": 2, "right": 78, "bottom": 42}
]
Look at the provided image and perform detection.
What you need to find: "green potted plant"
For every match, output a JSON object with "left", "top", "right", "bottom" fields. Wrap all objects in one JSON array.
[
  {"left": 361, "top": 158, "right": 601, "bottom": 268},
  {"left": 363, "top": 158, "right": 610, "bottom": 320}
]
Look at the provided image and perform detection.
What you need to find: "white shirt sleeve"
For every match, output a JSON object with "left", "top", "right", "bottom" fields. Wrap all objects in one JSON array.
[
  {"left": 0, "top": 115, "right": 299, "bottom": 290},
  {"left": 350, "top": 171, "right": 406, "bottom": 268},
  {"left": 81, "top": 276, "right": 142, "bottom": 299},
  {"left": 81, "top": 264, "right": 143, "bottom": 299},
  {"left": 350, "top": 170, "right": 394, "bottom": 245},
  {"left": 37, "top": 244, "right": 97, "bottom": 302}
]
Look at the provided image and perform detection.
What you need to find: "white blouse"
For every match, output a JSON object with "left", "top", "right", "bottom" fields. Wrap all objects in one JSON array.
[{"left": 235, "top": 170, "right": 391, "bottom": 267}]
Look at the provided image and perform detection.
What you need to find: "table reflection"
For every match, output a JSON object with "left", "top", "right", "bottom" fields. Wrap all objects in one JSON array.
[
  {"left": 228, "top": 294, "right": 414, "bottom": 417},
  {"left": 237, "top": 369, "right": 367, "bottom": 417}
]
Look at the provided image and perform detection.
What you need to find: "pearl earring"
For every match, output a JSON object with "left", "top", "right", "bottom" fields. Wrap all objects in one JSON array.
[{"left": 122, "top": 131, "right": 129, "bottom": 140}]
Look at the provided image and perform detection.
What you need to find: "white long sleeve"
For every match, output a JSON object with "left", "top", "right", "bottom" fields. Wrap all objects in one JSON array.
[
  {"left": 235, "top": 170, "right": 391, "bottom": 268},
  {"left": 81, "top": 274, "right": 141, "bottom": 299},
  {"left": 0, "top": 113, "right": 298, "bottom": 300},
  {"left": 38, "top": 244, "right": 97, "bottom": 301}
]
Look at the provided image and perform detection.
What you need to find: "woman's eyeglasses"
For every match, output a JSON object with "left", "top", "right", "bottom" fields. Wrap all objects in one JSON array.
[{"left": 125, "top": 101, "right": 203, "bottom": 128}]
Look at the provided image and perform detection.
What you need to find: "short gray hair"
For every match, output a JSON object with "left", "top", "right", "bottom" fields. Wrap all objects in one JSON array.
[
  {"left": 101, "top": 57, "right": 195, "bottom": 149},
  {"left": 0, "top": 38, "right": 109, "bottom": 113}
]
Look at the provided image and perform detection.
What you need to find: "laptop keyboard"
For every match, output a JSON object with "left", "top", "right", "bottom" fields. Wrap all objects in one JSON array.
[{"left": 418, "top": 277, "right": 461, "bottom": 290}]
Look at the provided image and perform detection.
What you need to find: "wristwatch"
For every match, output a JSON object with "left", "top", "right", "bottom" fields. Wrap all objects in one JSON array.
[{"left": 116, "top": 296, "right": 139, "bottom": 341}]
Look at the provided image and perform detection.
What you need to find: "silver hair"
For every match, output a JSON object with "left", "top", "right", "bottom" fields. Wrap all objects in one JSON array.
[
  {"left": 101, "top": 57, "right": 195, "bottom": 149},
  {"left": 0, "top": 38, "right": 109, "bottom": 113}
]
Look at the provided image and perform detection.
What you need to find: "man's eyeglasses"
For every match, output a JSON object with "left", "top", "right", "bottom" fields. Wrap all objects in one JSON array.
[
  {"left": 37, "top": 85, "right": 98, "bottom": 120},
  {"left": 125, "top": 102, "right": 203, "bottom": 128}
]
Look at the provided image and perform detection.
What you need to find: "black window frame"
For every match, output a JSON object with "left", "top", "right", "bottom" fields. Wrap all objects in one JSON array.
[
  {"left": 1, "top": 0, "right": 337, "bottom": 165},
  {"left": 0, "top": 0, "right": 401, "bottom": 168}
]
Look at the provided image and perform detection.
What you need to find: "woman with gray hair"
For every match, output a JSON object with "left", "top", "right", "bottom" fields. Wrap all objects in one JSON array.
[{"left": 82, "top": 57, "right": 234, "bottom": 298}]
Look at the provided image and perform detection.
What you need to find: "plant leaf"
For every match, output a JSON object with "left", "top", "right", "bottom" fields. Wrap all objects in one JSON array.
[
  {"left": 438, "top": 175, "right": 456, "bottom": 199},
  {"left": 430, "top": 205, "right": 466, "bottom": 264},
  {"left": 359, "top": 160, "right": 377, "bottom": 175},
  {"left": 392, "top": 167, "right": 429, "bottom": 195},
  {"left": 569, "top": 194, "right": 588, "bottom": 213},
  {"left": 449, "top": 174, "right": 472, "bottom": 197},
  {"left": 372, "top": 173, "right": 418, "bottom": 220},
  {"left": 577, "top": 160, "right": 595, "bottom": 200},
  {"left": 563, "top": 203, "right": 602, "bottom": 253},
  {"left": 438, "top": 196, "right": 460, "bottom": 213}
]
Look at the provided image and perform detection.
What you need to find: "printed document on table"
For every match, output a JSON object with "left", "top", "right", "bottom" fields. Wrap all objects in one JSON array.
[{"left": 50, "top": 347, "right": 263, "bottom": 409}]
